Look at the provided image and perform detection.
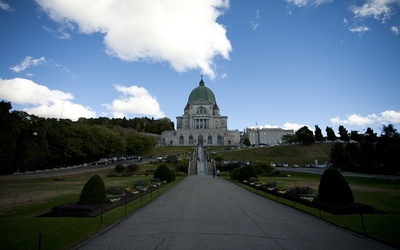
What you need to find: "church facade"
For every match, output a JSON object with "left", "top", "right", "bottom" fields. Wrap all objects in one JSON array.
[{"left": 160, "top": 78, "right": 240, "bottom": 146}]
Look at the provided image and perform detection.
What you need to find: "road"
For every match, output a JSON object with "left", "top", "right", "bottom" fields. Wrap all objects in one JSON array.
[
  {"left": 76, "top": 175, "right": 393, "bottom": 250},
  {"left": 0, "top": 158, "right": 145, "bottom": 180}
]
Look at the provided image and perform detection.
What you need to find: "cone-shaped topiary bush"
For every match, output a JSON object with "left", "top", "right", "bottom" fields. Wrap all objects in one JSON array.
[
  {"left": 239, "top": 165, "right": 258, "bottom": 182},
  {"left": 154, "top": 164, "right": 173, "bottom": 183},
  {"left": 318, "top": 167, "right": 354, "bottom": 205},
  {"left": 230, "top": 168, "right": 241, "bottom": 180},
  {"left": 79, "top": 174, "right": 107, "bottom": 205}
]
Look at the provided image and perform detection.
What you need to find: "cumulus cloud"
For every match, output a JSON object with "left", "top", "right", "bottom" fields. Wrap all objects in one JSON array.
[
  {"left": 250, "top": 9, "right": 260, "bottom": 31},
  {"left": 349, "top": 25, "right": 370, "bottom": 35},
  {"left": 330, "top": 110, "right": 400, "bottom": 126},
  {"left": 0, "top": 78, "right": 96, "bottom": 120},
  {"left": 103, "top": 84, "right": 165, "bottom": 119},
  {"left": 35, "top": 0, "right": 232, "bottom": 79},
  {"left": 351, "top": 0, "right": 400, "bottom": 23},
  {"left": 0, "top": 0, "right": 11, "bottom": 11},
  {"left": 10, "top": 56, "right": 47, "bottom": 73},
  {"left": 286, "top": 0, "right": 333, "bottom": 8},
  {"left": 391, "top": 26, "right": 399, "bottom": 35},
  {"left": 250, "top": 122, "right": 309, "bottom": 132}
]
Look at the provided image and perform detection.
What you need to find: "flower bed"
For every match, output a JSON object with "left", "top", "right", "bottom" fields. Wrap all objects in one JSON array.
[
  {"left": 40, "top": 182, "right": 166, "bottom": 218},
  {"left": 242, "top": 181, "right": 382, "bottom": 215}
]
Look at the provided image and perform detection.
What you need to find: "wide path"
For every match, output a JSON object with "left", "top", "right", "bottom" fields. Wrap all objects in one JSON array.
[{"left": 77, "top": 176, "right": 393, "bottom": 250}]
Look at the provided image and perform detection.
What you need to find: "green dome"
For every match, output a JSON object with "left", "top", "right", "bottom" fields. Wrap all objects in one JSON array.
[{"left": 188, "top": 79, "right": 216, "bottom": 103}]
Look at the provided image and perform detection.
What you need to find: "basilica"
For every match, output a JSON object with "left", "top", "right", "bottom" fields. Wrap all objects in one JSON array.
[{"left": 160, "top": 78, "right": 240, "bottom": 146}]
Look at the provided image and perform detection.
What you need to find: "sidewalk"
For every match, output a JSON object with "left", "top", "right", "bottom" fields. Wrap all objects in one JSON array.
[{"left": 76, "top": 175, "right": 393, "bottom": 250}]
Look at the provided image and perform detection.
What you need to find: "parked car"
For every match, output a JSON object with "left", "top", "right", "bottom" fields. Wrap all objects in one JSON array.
[{"left": 95, "top": 158, "right": 109, "bottom": 165}]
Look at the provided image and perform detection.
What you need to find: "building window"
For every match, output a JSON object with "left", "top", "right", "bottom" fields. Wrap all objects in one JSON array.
[
  {"left": 179, "top": 136, "right": 184, "bottom": 145},
  {"left": 196, "top": 107, "right": 208, "bottom": 115},
  {"left": 189, "top": 135, "right": 193, "bottom": 145},
  {"left": 217, "top": 135, "right": 223, "bottom": 145},
  {"left": 208, "top": 135, "right": 212, "bottom": 144}
]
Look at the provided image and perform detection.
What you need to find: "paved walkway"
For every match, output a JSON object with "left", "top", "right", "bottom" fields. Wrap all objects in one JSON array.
[{"left": 76, "top": 175, "right": 393, "bottom": 250}]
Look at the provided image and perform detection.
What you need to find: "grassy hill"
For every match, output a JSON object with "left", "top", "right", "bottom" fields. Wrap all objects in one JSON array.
[{"left": 150, "top": 143, "right": 333, "bottom": 166}]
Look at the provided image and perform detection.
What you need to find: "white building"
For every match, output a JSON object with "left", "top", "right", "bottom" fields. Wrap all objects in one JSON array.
[
  {"left": 246, "top": 128, "right": 294, "bottom": 146},
  {"left": 161, "top": 78, "right": 240, "bottom": 146}
]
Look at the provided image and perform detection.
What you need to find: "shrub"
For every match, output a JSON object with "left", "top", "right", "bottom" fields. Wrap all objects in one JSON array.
[
  {"left": 239, "top": 165, "right": 258, "bottom": 182},
  {"left": 318, "top": 167, "right": 354, "bottom": 205},
  {"left": 79, "top": 174, "right": 107, "bottom": 205},
  {"left": 134, "top": 180, "right": 148, "bottom": 188},
  {"left": 230, "top": 168, "right": 241, "bottom": 180},
  {"left": 290, "top": 185, "right": 314, "bottom": 195},
  {"left": 106, "top": 186, "right": 125, "bottom": 195},
  {"left": 126, "top": 164, "right": 139, "bottom": 173},
  {"left": 154, "top": 164, "right": 173, "bottom": 183},
  {"left": 170, "top": 170, "right": 176, "bottom": 181},
  {"left": 114, "top": 164, "right": 126, "bottom": 173}
]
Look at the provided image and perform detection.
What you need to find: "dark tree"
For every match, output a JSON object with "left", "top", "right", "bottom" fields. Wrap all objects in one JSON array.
[
  {"left": 364, "top": 127, "right": 377, "bottom": 143},
  {"left": 338, "top": 125, "right": 349, "bottom": 142},
  {"left": 376, "top": 124, "right": 400, "bottom": 174},
  {"left": 295, "top": 126, "right": 315, "bottom": 145},
  {"left": 326, "top": 126, "right": 336, "bottom": 141},
  {"left": 330, "top": 142, "right": 348, "bottom": 170},
  {"left": 318, "top": 167, "right": 354, "bottom": 205},
  {"left": 350, "top": 130, "right": 363, "bottom": 143},
  {"left": 314, "top": 125, "right": 323, "bottom": 142},
  {"left": 79, "top": 174, "right": 107, "bottom": 205}
]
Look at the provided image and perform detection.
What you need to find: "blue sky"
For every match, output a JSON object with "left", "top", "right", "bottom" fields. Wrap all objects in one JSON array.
[{"left": 1, "top": 0, "right": 399, "bottom": 135}]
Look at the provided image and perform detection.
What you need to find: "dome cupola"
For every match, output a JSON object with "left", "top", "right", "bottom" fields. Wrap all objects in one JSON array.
[{"left": 188, "top": 78, "right": 216, "bottom": 104}]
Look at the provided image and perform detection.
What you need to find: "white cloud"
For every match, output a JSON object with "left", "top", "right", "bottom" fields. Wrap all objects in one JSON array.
[
  {"left": 103, "top": 84, "right": 165, "bottom": 119},
  {"left": 250, "top": 9, "right": 260, "bottom": 31},
  {"left": 35, "top": 0, "right": 232, "bottom": 79},
  {"left": 351, "top": 0, "right": 400, "bottom": 23},
  {"left": 0, "top": 0, "right": 11, "bottom": 11},
  {"left": 10, "top": 56, "right": 47, "bottom": 73},
  {"left": 330, "top": 110, "right": 400, "bottom": 126},
  {"left": 349, "top": 25, "right": 370, "bottom": 35},
  {"left": 250, "top": 122, "right": 309, "bottom": 132},
  {"left": 286, "top": 0, "right": 333, "bottom": 7},
  {"left": 391, "top": 26, "right": 399, "bottom": 35},
  {"left": 0, "top": 78, "right": 96, "bottom": 120}
]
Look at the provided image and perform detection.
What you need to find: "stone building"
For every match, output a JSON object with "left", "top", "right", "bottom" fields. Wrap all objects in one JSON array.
[
  {"left": 246, "top": 128, "right": 294, "bottom": 146},
  {"left": 160, "top": 78, "right": 240, "bottom": 146}
]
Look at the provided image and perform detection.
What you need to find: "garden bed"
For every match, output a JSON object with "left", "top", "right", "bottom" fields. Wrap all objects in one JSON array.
[
  {"left": 40, "top": 183, "right": 166, "bottom": 218},
  {"left": 244, "top": 181, "right": 383, "bottom": 215}
]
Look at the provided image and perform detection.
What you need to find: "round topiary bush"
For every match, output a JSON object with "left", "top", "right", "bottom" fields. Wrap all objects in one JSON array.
[
  {"left": 230, "top": 168, "right": 241, "bottom": 180},
  {"left": 79, "top": 174, "right": 107, "bottom": 205},
  {"left": 239, "top": 165, "right": 258, "bottom": 182},
  {"left": 318, "top": 167, "right": 354, "bottom": 205},
  {"left": 154, "top": 164, "right": 173, "bottom": 183}
]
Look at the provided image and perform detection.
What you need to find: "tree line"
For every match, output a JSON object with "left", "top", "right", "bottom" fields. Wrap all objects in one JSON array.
[
  {"left": 283, "top": 124, "right": 400, "bottom": 175},
  {"left": 0, "top": 101, "right": 174, "bottom": 175}
]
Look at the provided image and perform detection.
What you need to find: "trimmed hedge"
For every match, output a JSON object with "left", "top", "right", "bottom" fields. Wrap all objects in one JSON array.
[
  {"left": 239, "top": 165, "right": 258, "bottom": 182},
  {"left": 79, "top": 174, "right": 107, "bottom": 205},
  {"left": 318, "top": 167, "right": 354, "bottom": 205},
  {"left": 154, "top": 164, "right": 173, "bottom": 183}
]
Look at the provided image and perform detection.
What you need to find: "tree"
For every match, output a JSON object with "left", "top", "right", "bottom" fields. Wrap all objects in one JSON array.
[
  {"left": 318, "top": 167, "right": 354, "bottom": 205},
  {"left": 154, "top": 164, "right": 173, "bottom": 183},
  {"left": 364, "top": 127, "right": 377, "bottom": 143},
  {"left": 314, "top": 125, "right": 323, "bottom": 142},
  {"left": 330, "top": 142, "right": 348, "bottom": 170},
  {"left": 282, "top": 134, "right": 298, "bottom": 144},
  {"left": 338, "top": 125, "right": 349, "bottom": 142},
  {"left": 79, "top": 174, "right": 107, "bottom": 205},
  {"left": 376, "top": 124, "right": 400, "bottom": 174},
  {"left": 243, "top": 138, "right": 251, "bottom": 147},
  {"left": 326, "top": 126, "right": 336, "bottom": 141},
  {"left": 350, "top": 130, "right": 363, "bottom": 143},
  {"left": 0, "top": 101, "right": 19, "bottom": 174},
  {"left": 295, "top": 126, "right": 315, "bottom": 145}
]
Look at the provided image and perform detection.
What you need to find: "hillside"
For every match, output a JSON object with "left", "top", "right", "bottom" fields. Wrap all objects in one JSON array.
[
  {"left": 213, "top": 144, "right": 332, "bottom": 165},
  {"left": 150, "top": 143, "right": 333, "bottom": 166}
]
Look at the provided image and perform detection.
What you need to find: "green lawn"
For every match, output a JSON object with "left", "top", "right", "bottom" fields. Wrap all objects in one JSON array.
[
  {"left": 233, "top": 171, "right": 400, "bottom": 248},
  {"left": 0, "top": 169, "right": 183, "bottom": 250}
]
